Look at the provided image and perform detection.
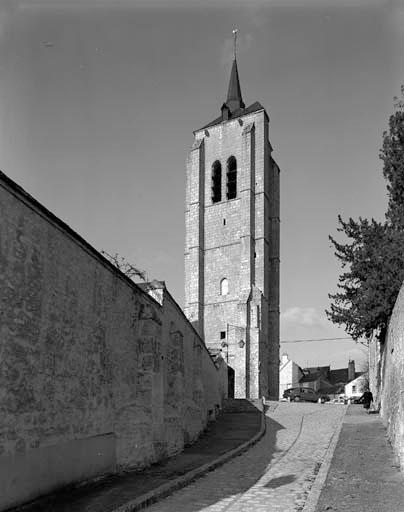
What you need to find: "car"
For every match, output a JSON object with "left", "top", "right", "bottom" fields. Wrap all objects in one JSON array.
[
  {"left": 349, "top": 396, "right": 363, "bottom": 404},
  {"left": 283, "top": 387, "right": 329, "bottom": 403}
]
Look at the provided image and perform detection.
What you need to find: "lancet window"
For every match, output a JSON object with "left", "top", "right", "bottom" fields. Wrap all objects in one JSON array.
[
  {"left": 226, "top": 156, "right": 237, "bottom": 200},
  {"left": 211, "top": 161, "right": 222, "bottom": 203}
]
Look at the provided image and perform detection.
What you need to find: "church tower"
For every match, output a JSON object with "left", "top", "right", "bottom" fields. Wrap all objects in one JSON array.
[{"left": 184, "top": 35, "right": 280, "bottom": 399}]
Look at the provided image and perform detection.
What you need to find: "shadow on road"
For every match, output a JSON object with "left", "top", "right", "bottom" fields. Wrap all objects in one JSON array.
[
  {"left": 147, "top": 414, "right": 286, "bottom": 512},
  {"left": 264, "top": 474, "right": 296, "bottom": 489},
  {"left": 10, "top": 407, "right": 286, "bottom": 512}
]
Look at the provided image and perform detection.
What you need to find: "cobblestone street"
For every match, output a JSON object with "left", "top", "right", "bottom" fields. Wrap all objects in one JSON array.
[{"left": 145, "top": 403, "right": 346, "bottom": 512}]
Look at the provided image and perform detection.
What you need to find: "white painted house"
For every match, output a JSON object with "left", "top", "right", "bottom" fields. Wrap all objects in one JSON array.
[
  {"left": 345, "top": 374, "right": 367, "bottom": 399},
  {"left": 279, "top": 353, "right": 304, "bottom": 399}
]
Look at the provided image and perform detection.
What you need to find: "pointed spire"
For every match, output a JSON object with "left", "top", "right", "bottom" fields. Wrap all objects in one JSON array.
[
  {"left": 224, "top": 29, "right": 245, "bottom": 115},
  {"left": 226, "top": 59, "right": 244, "bottom": 112}
]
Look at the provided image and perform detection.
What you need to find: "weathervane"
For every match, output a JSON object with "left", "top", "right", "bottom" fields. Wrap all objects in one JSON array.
[{"left": 232, "top": 28, "right": 238, "bottom": 59}]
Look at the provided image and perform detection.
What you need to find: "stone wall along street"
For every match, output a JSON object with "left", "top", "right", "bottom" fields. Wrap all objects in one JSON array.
[
  {"left": 0, "top": 171, "right": 226, "bottom": 511},
  {"left": 369, "top": 282, "right": 404, "bottom": 470}
]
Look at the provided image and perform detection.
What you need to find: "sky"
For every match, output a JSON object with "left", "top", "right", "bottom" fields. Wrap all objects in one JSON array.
[{"left": 1, "top": 0, "right": 403, "bottom": 370}]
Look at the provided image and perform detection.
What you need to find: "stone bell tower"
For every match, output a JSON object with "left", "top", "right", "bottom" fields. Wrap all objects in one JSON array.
[{"left": 184, "top": 34, "right": 280, "bottom": 399}]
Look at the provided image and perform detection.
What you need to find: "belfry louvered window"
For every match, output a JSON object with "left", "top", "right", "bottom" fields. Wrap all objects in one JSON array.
[
  {"left": 211, "top": 161, "right": 222, "bottom": 203},
  {"left": 226, "top": 156, "right": 237, "bottom": 200}
]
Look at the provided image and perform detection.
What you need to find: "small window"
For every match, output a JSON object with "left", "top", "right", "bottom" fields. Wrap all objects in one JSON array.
[
  {"left": 211, "top": 161, "right": 222, "bottom": 203},
  {"left": 220, "top": 278, "right": 229, "bottom": 296},
  {"left": 220, "top": 331, "right": 226, "bottom": 339},
  {"left": 226, "top": 156, "right": 237, "bottom": 200},
  {"left": 352, "top": 385, "right": 356, "bottom": 393},
  {"left": 223, "top": 218, "right": 226, "bottom": 226}
]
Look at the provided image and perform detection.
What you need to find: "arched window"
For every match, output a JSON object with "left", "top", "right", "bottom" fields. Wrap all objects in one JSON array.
[
  {"left": 220, "top": 278, "right": 229, "bottom": 296},
  {"left": 226, "top": 156, "right": 237, "bottom": 200},
  {"left": 211, "top": 161, "right": 222, "bottom": 203}
]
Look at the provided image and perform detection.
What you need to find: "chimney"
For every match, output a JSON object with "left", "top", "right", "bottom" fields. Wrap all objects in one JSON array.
[{"left": 348, "top": 360, "right": 355, "bottom": 381}]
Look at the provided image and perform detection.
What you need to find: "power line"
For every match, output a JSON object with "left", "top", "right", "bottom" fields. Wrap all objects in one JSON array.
[{"left": 281, "top": 336, "right": 354, "bottom": 343}]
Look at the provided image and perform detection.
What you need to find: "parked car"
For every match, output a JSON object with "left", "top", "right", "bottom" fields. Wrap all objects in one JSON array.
[
  {"left": 331, "top": 395, "right": 360, "bottom": 404},
  {"left": 349, "top": 396, "right": 363, "bottom": 404},
  {"left": 283, "top": 387, "right": 329, "bottom": 403},
  {"left": 331, "top": 396, "right": 347, "bottom": 404}
]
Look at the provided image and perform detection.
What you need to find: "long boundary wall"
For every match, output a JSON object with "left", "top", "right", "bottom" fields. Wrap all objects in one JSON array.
[
  {"left": 0, "top": 171, "right": 226, "bottom": 510},
  {"left": 369, "top": 284, "right": 404, "bottom": 470}
]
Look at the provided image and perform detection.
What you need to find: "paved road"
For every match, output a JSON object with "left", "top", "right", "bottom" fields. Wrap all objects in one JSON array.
[
  {"left": 146, "top": 403, "right": 346, "bottom": 512},
  {"left": 315, "top": 405, "right": 404, "bottom": 512}
]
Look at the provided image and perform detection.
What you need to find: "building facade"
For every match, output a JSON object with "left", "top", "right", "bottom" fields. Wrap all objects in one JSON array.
[
  {"left": 184, "top": 55, "right": 280, "bottom": 399},
  {"left": 345, "top": 374, "right": 368, "bottom": 399},
  {"left": 279, "top": 354, "right": 304, "bottom": 399}
]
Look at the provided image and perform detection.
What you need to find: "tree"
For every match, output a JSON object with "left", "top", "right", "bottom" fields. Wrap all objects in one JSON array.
[
  {"left": 327, "top": 88, "right": 404, "bottom": 342},
  {"left": 101, "top": 250, "right": 146, "bottom": 282},
  {"left": 382, "top": 85, "right": 404, "bottom": 227}
]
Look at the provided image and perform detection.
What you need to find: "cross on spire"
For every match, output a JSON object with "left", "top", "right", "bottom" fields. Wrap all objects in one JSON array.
[
  {"left": 224, "top": 29, "right": 245, "bottom": 114},
  {"left": 233, "top": 28, "right": 238, "bottom": 59}
]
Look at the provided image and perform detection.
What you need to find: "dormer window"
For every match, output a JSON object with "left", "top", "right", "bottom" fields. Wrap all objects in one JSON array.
[
  {"left": 226, "top": 156, "right": 237, "bottom": 200},
  {"left": 221, "top": 103, "right": 230, "bottom": 121},
  {"left": 211, "top": 161, "right": 222, "bottom": 203}
]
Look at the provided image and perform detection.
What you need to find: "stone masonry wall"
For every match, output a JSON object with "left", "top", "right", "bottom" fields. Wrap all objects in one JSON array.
[
  {"left": 369, "top": 283, "right": 404, "bottom": 469},
  {"left": 0, "top": 172, "right": 224, "bottom": 510},
  {"left": 184, "top": 108, "right": 280, "bottom": 399}
]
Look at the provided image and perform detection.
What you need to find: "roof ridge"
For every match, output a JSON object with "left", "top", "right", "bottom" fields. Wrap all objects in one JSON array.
[{"left": 195, "top": 101, "right": 265, "bottom": 133}]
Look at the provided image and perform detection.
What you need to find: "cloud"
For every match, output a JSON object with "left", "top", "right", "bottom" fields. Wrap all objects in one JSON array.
[{"left": 281, "top": 307, "right": 328, "bottom": 328}]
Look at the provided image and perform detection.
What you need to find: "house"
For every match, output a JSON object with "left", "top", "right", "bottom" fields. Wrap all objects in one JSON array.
[
  {"left": 345, "top": 374, "right": 368, "bottom": 399},
  {"left": 279, "top": 353, "right": 304, "bottom": 399},
  {"left": 300, "top": 360, "right": 362, "bottom": 398},
  {"left": 300, "top": 366, "right": 330, "bottom": 392}
]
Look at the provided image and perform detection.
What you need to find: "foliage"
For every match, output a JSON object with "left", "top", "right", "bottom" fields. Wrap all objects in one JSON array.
[
  {"left": 327, "top": 218, "right": 404, "bottom": 340},
  {"left": 101, "top": 250, "right": 146, "bottom": 282},
  {"left": 382, "top": 84, "right": 404, "bottom": 227},
  {"left": 327, "top": 88, "right": 404, "bottom": 342}
]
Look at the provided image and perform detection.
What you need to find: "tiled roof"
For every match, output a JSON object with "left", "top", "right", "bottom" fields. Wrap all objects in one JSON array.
[
  {"left": 197, "top": 101, "right": 266, "bottom": 131},
  {"left": 300, "top": 372, "right": 322, "bottom": 383},
  {"left": 329, "top": 368, "right": 349, "bottom": 384},
  {"left": 304, "top": 366, "right": 330, "bottom": 375}
]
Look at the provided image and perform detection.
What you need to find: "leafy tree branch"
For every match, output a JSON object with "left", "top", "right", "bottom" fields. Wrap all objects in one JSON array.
[{"left": 327, "top": 88, "right": 404, "bottom": 342}]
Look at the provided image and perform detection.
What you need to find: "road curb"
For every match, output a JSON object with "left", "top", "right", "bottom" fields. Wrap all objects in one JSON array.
[
  {"left": 112, "top": 409, "right": 267, "bottom": 512},
  {"left": 302, "top": 406, "right": 347, "bottom": 512}
]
